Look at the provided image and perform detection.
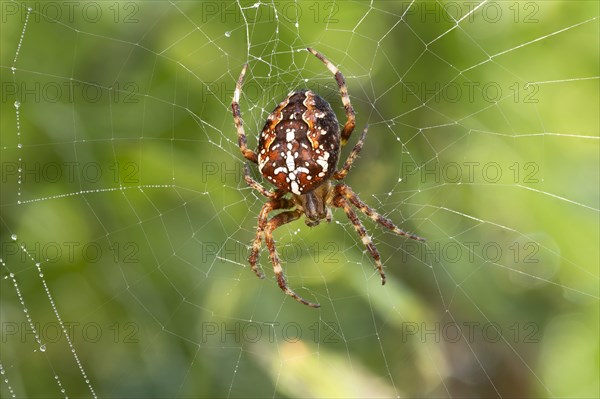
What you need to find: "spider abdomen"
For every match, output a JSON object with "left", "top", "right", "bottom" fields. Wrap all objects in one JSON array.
[{"left": 258, "top": 90, "right": 340, "bottom": 195}]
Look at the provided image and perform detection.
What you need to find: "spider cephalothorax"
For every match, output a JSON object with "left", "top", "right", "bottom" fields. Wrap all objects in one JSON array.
[{"left": 232, "top": 47, "right": 425, "bottom": 308}]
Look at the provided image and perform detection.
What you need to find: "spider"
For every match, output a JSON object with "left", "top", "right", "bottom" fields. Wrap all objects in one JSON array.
[{"left": 231, "top": 47, "right": 425, "bottom": 308}]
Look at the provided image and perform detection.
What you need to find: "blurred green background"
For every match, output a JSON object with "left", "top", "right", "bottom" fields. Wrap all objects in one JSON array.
[{"left": 1, "top": 1, "right": 598, "bottom": 398}]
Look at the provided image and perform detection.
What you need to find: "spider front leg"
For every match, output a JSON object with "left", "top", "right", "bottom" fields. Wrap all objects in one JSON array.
[
  {"left": 307, "top": 47, "right": 355, "bottom": 145},
  {"left": 232, "top": 63, "right": 258, "bottom": 164},
  {"left": 264, "top": 209, "right": 321, "bottom": 308},
  {"left": 336, "top": 184, "right": 426, "bottom": 242}
]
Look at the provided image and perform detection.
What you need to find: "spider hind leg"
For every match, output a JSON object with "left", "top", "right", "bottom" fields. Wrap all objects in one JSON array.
[
  {"left": 247, "top": 193, "right": 293, "bottom": 278},
  {"left": 333, "top": 183, "right": 426, "bottom": 284},
  {"left": 337, "top": 184, "right": 426, "bottom": 242}
]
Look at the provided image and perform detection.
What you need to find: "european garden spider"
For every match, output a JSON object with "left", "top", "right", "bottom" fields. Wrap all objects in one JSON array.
[{"left": 232, "top": 47, "right": 424, "bottom": 308}]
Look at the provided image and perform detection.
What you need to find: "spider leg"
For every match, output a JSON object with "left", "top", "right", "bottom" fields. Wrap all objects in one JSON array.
[
  {"left": 264, "top": 209, "right": 320, "bottom": 308},
  {"left": 248, "top": 196, "right": 293, "bottom": 279},
  {"left": 333, "top": 195, "right": 386, "bottom": 285},
  {"left": 334, "top": 125, "right": 368, "bottom": 180},
  {"left": 307, "top": 47, "right": 355, "bottom": 146},
  {"left": 336, "top": 184, "right": 426, "bottom": 242},
  {"left": 243, "top": 163, "right": 279, "bottom": 198},
  {"left": 232, "top": 63, "right": 258, "bottom": 164}
]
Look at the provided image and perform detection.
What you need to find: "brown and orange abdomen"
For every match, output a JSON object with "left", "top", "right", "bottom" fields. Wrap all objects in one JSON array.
[{"left": 257, "top": 90, "right": 340, "bottom": 195}]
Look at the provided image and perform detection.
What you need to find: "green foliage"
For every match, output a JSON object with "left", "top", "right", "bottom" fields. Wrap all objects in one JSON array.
[{"left": 1, "top": 1, "right": 598, "bottom": 398}]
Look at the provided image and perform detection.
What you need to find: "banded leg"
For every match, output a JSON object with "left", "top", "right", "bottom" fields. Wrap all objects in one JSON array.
[
  {"left": 334, "top": 125, "right": 368, "bottom": 180},
  {"left": 248, "top": 197, "right": 293, "bottom": 278},
  {"left": 232, "top": 63, "right": 258, "bottom": 164},
  {"left": 336, "top": 184, "right": 426, "bottom": 242},
  {"left": 334, "top": 195, "right": 386, "bottom": 285},
  {"left": 244, "top": 163, "right": 279, "bottom": 198},
  {"left": 264, "top": 209, "right": 320, "bottom": 308},
  {"left": 307, "top": 47, "right": 355, "bottom": 145}
]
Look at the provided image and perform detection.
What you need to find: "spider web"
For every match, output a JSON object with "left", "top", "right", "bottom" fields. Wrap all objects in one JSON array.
[{"left": 1, "top": 1, "right": 598, "bottom": 398}]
